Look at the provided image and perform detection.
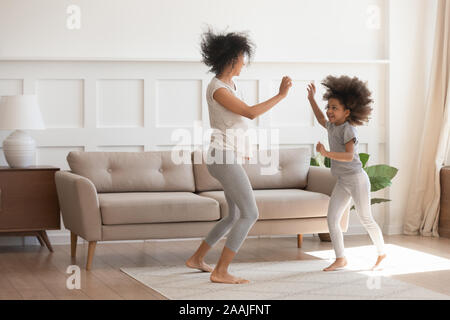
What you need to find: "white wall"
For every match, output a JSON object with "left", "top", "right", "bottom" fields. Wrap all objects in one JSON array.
[
  {"left": 0, "top": 0, "right": 387, "bottom": 60},
  {"left": 0, "top": 0, "right": 437, "bottom": 245},
  {"left": 386, "top": 0, "right": 437, "bottom": 234}
]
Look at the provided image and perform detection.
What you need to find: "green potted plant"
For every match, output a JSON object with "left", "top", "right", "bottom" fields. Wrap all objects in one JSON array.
[{"left": 310, "top": 153, "right": 398, "bottom": 241}]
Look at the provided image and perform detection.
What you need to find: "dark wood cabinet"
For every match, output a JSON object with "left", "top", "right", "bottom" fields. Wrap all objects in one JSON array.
[
  {"left": 440, "top": 166, "right": 450, "bottom": 238},
  {"left": 0, "top": 166, "right": 61, "bottom": 251}
]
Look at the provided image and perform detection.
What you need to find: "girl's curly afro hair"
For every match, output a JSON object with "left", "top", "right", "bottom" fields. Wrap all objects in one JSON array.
[
  {"left": 321, "top": 75, "right": 373, "bottom": 126},
  {"left": 200, "top": 27, "right": 255, "bottom": 76}
]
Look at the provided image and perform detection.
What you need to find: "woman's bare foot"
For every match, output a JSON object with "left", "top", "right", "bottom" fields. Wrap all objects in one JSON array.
[
  {"left": 323, "top": 257, "right": 348, "bottom": 271},
  {"left": 371, "top": 253, "right": 387, "bottom": 271},
  {"left": 210, "top": 269, "right": 249, "bottom": 284},
  {"left": 185, "top": 256, "right": 214, "bottom": 272}
]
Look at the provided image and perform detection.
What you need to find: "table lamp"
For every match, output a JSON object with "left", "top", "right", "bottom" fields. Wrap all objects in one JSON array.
[{"left": 0, "top": 95, "right": 45, "bottom": 168}]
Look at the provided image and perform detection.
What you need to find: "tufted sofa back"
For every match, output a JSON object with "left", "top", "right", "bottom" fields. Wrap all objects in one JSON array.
[
  {"left": 66, "top": 151, "right": 195, "bottom": 193},
  {"left": 192, "top": 148, "right": 311, "bottom": 192},
  {"left": 66, "top": 148, "right": 311, "bottom": 193}
]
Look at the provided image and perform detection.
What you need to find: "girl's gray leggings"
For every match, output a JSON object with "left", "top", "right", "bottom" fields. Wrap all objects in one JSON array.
[
  {"left": 204, "top": 148, "right": 259, "bottom": 252},
  {"left": 328, "top": 170, "right": 385, "bottom": 258}
]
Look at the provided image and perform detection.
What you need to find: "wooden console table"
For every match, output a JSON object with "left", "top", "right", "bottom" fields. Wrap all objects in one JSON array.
[{"left": 0, "top": 166, "right": 61, "bottom": 251}]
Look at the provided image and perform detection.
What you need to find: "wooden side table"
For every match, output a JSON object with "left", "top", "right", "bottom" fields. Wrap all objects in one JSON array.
[
  {"left": 440, "top": 166, "right": 450, "bottom": 238},
  {"left": 0, "top": 166, "right": 61, "bottom": 251}
]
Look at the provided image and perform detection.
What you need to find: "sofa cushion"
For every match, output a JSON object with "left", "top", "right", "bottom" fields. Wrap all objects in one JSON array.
[
  {"left": 99, "top": 192, "right": 220, "bottom": 225},
  {"left": 193, "top": 148, "right": 311, "bottom": 192},
  {"left": 67, "top": 151, "right": 195, "bottom": 193},
  {"left": 198, "top": 189, "right": 329, "bottom": 220}
]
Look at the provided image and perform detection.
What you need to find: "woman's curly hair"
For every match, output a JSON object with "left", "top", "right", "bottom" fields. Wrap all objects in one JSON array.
[
  {"left": 321, "top": 75, "right": 373, "bottom": 126},
  {"left": 200, "top": 27, "right": 255, "bottom": 76}
]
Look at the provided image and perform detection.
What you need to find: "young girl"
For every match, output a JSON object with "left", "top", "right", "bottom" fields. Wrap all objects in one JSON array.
[{"left": 307, "top": 75, "right": 386, "bottom": 271}]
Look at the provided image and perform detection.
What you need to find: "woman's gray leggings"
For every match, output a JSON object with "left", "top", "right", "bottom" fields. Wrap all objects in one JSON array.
[
  {"left": 328, "top": 170, "right": 385, "bottom": 258},
  {"left": 204, "top": 148, "right": 259, "bottom": 253}
]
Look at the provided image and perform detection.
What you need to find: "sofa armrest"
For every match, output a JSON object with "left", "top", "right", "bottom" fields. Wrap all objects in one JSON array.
[
  {"left": 55, "top": 171, "right": 102, "bottom": 241},
  {"left": 305, "top": 166, "right": 337, "bottom": 196}
]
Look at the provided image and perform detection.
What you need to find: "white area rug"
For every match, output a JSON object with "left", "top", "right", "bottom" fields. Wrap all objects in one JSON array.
[{"left": 120, "top": 244, "right": 450, "bottom": 300}]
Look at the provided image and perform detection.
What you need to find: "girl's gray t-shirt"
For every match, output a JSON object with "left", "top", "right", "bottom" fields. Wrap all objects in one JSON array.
[{"left": 326, "top": 120, "right": 362, "bottom": 176}]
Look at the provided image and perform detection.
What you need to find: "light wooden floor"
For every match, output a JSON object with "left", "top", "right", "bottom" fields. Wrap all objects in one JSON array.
[{"left": 0, "top": 234, "right": 449, "bottom": 300}]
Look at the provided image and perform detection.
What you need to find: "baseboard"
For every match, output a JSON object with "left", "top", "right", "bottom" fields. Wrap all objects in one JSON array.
[
  {"left": 0, "top": 236, "right": 35, "bottom": 246},
  {"left": 338, "top": 223, "right": 403, "bottom": 236},
  {"left": 0, "top": 223, "right": 400, "bottom": 247},
  {"left": 0, "top": 231, "right": 317, "bottom": 247},
  {"left": 343, "top": 224, "right": 392, "bottom": 236},
  {"left": 345, "top": 225, "right": 368, "bottom": 235},
  {"left": 382, "top": 224, "right": 404, "bottom": 235},
  {"left": 0, "top": 230, "right": 73, "bottom": 246}
]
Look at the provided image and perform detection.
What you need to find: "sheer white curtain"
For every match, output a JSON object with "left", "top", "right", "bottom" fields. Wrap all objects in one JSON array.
[{"left": 404, "top": 0, "right": 450, "bottom": 237}]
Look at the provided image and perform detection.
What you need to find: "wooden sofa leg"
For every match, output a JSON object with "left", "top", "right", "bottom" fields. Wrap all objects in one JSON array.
[
  {"left": 70, "top": 232, "right": 78, "bottom": 258},
  {"left": 86, "top": 241, "right": 97, "bottom": 271},
  {"left": 297, "top": 234, "right": 303, "bottom": 248}
]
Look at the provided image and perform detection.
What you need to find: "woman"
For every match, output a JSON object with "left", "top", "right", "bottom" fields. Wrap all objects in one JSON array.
[{"left": 186, "top": 28, "right": 292, "bottom": 284}]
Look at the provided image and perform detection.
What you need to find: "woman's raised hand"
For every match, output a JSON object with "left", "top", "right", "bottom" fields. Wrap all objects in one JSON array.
[
  {"left": 307, "top": 82, "right": 316, "bottom": 100},
  {"left": 278, "top": 76, "right": 292, "bottom": 98}
]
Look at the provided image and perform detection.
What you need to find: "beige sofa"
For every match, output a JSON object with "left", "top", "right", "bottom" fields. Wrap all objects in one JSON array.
[{"left": 55, "top": 148, "right": 349, "bottom": 270}]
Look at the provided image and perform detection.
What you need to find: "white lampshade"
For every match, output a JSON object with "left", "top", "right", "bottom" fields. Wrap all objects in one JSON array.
[
  {"left": 0, "top": 95, "right": 45, "bottom": 130},
  {"left": 0, "top": 95, "right": 45, "bottom": 168}
]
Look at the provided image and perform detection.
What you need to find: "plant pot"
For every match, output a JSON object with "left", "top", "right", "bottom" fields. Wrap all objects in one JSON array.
[{"left": 318, "top": 233, "right": 331, "bottom": 242}]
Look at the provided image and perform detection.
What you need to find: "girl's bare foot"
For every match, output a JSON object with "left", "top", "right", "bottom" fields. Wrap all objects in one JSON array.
[
  {"left": 323, "top": 257, "right": 348, "bottom": 271},
  {"left": 371, "top": 253, "right": 387, "bottom": 271},
  {"left": 210, "top": 269, "right": 250, "bottom": 284},
  {"left": 185, "top": 256, "right": 214, "bottom": 272}
]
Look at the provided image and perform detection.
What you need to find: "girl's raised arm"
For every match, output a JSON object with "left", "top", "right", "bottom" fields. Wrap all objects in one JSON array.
[{"left": 307, "top": 83, "right": 327, "bottom": 128}]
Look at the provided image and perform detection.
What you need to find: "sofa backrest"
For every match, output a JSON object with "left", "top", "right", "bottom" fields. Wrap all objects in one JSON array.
[
  {"left": 193, "top": 148, "right": 311, "bottom": 192},
  {"left": 67, "top": 151, "right": 195, "bottom": 193}
]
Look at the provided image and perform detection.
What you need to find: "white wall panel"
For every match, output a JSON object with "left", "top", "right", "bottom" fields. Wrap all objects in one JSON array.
[
  {"left": 97, "top": 79, "right": 144, "bottom": 128},
  {"left": 97, "top": 145, "right": 144, "bottom": 152},
  {"left": 0, "top": 148, "right": 7, "bottom": 166},
  {"left": 279, "top": 144, "right": 314, "bottom": 155},
  {"left": 36, "top": 146, "right": 84, "bottom": 170},
  {"left": 156, "top": 79, "right": 202, "bottom": 127},
  {"left": 36, "top": 79, "right": 84, "bottom": 128},
  {"left": 359, "top": 143, "right": 369, "bottom": 154},
  {"left": 236, "top": 80, "right": 258, "bottom": 105},
  {"left": 0, "top": 79, "right": 23, "bottom": 96},
  {"left": 236, "top": 79, "right": 259, "bottom": 128},
  {"left": 269, "top": 79, "right": 314, "bottom": 127},
  {"left": 155, "top": 145, "right": 194, "bottom": 151}
]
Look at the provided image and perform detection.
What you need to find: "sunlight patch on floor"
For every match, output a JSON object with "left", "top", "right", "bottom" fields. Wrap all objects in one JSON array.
[{"left": 305, "top": 244, "right": 450, "bottom": 276}]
